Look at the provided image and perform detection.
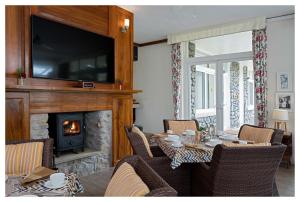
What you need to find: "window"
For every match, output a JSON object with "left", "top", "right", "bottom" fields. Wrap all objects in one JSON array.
[
  {"left": 182, "top": 31, "right": 254, "bottom": 130},
  {"left": 194, "top": 64, "right": 216, "bottom": 117},
  {"left": 188, "top": 31, "right": 252, "bottom": 57}
]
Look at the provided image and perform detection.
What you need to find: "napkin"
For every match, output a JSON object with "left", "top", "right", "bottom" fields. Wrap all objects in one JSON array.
[{"left": 21, "top": 166, "right": 56, "bottom": 185}]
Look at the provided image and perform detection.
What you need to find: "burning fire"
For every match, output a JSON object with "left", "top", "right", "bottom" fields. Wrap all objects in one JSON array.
[{"left": 63, "top": 120, "right": 80, "bottom": 134}]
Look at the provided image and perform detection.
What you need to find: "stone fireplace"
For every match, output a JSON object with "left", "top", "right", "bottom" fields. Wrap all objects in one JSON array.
[{"left": 30, "top": 110, "right": 112, "bottom": 177}]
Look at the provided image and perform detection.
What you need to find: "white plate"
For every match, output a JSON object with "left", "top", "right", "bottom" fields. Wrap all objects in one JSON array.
[
  {"left": 44, "top": 180, "right": 68, "bottom": 189},
  {"left": 219, "top": 135, "right": 238, "bottom": 141},
  {"left": 18, "top": 195, "right": 38, "bottom": 197},
  {"left": 205, "top": 140, "right": 223, "bottom": 147},
  {"left": 171, "top": 143, "right": 183, "bottom": 148}
]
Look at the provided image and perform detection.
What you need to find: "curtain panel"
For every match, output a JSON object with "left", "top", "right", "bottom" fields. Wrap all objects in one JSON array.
[
  {"left": 171, "top": 43, "right": 182, "bottom": 119},
  {"left": 252, "top": 29, "right": 268, "bottom": 127}
]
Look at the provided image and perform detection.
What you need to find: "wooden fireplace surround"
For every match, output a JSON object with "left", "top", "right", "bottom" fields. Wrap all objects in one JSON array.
[{"left": 5, "top": 5, "right": 140, "bottom": 165}]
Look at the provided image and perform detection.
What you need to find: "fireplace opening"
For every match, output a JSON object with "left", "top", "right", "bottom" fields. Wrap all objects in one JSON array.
[
  {"left": 48, "top": 112, "right": 85, "bottom": 157},
  {"left": 63, "top": 120, "right": 81, "bottom": 135}
]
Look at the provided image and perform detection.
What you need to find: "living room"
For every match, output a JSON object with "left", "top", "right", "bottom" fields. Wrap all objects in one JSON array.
[{"left": 2, "top": 0, "right": 297, "bottom": 199}]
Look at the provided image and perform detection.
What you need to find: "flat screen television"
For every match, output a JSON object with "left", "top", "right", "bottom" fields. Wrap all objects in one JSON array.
[{"left": 31, "top": 15, "right": 115, "bottom": 83}]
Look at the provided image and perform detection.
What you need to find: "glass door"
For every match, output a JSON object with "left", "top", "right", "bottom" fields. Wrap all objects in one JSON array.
[{"left": 189, "top": 59, "right": 254, "bottom": 132}]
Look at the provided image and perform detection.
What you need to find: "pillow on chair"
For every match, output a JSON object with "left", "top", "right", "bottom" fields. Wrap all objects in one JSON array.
[
  {"left": 6, "top": 142, "right": 44, "bottom": 176},
  {"left": 132, "top": 126, "right": 153, "bottom": 158},
  {"left": 168, "top": 121, "right": 197, "bottom": 134},
  {"left": 239, "top": 125, "right": 274, "bottom": 143},
  {"left": 105, "top": 162, "right": 150, "bottom": 196}
]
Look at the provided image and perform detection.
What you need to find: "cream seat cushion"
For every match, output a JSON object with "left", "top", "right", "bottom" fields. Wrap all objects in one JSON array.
[
  {"left": 6, "top": 142, "right": 44, "bottom": 176},
  {"left": 132, "top": 126, "right": 153, "bottom": 158},
  {"left": 168, "top": 120, "right": 198, "bottom": 134},
  {"left": 104, "top": 162, "right": 150, "bottom": 196},
  {"left": 239, "top": 125, "right": 274, "bottom": 143}
]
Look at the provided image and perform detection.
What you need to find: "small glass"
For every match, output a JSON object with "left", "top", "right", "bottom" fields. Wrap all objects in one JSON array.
[{"left": 63, "top": 167, "right": 70, "bottom": 176}]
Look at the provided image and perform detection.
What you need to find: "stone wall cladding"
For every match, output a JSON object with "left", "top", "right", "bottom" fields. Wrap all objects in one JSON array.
[
  {"left": 85, "top": 110, "right": 112, "bottom": 155},
  {"left": 230, "top": 62, "right": 240, "bottom": 128},
  {"left": 30, "top": 114, "right": 49, "bottom": 139},
  {"left": 243, "top": 65, "right": 255, "bottom": 125},
  {"left": 56, "top": 152, "right": 111, "bottom": 177},
  {"left": 197, "top": 115, "right": 216, "bottom": 128}
]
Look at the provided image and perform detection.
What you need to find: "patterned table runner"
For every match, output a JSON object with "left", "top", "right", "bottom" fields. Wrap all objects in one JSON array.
[
  {"left": 157, "top": 137, "right": 214, "bottom": 169},
  {"left": 8, "top": 173, "right": 84, "bottom": 196}
]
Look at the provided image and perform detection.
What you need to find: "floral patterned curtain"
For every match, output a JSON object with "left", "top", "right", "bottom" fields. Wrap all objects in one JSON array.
[
  {"left": 252, "top": 29, "right": 268, "bottom": 127},
  {"left": 171, "top": 43, "right": 182, "bottom": 119}
]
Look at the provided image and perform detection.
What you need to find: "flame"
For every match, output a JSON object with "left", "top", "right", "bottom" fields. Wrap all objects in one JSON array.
[
  {"left": 71, "top": 122, "right": 76, "bottom": 130},
  {"left": 63, "top": 120, "right": 80, "bottom": 135}
]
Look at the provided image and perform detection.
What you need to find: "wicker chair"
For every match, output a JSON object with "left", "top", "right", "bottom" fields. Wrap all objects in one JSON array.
[
  {"left": 191, "top": 144, "right": 286, "bottom": 196},
  {"left": 6, "top": 138, "right": 54, "bottom": 168},
  {"left": 163, "top": 119, "right": 199, "bottom": 134},
  {"left": 125, "top": 126, "right": 192, "bottom": 196},
  {"left": 111, "top": 155, "right": 177, "bottom": 196},
  {"left": 238, "top": 124, "right": 284, "bottom": 144}
]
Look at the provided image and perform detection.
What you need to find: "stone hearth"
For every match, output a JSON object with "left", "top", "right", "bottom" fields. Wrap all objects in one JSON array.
[{"left": 30, "top": 110, "right": 112, "bottom": 177}]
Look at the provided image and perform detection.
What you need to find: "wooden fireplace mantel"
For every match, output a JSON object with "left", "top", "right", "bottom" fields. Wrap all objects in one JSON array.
[{"left": 6, "top": 85, "right": 142, "bottom": 94}]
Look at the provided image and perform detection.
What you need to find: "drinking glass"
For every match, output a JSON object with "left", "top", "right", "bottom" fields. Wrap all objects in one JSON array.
[{"left": 63, "top": 167, "right": 70, "bottom": 175}]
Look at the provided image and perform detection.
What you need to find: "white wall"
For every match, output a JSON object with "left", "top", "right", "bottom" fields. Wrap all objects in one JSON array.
[
  {"left": 266, "top": 17, "right": 295, "bottom": 162},
  {"left": 133, "top": 43, "right": 174, "bottom": 133}
]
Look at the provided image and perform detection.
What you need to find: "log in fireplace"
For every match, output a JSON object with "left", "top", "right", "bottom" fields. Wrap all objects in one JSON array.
[{"left": 49, "top": 112, "right": 85, "bottom": 157}]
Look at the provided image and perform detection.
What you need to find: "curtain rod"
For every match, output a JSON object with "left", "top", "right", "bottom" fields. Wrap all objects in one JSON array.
[{"left": 266, "top": 13, "right": 294, "bottom": 20}]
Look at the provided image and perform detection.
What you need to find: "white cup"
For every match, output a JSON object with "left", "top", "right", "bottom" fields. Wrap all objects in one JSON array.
[
  {"left": 238, "top": 140, "right": 247, "bottom": 144},
  {"left": 167, "top": 130, "right": 173, "bottom": 134},
  {"left": 185, "top": 130, "right": 195, "bottom": 136},
  {"left": 50, "top": 173, "right": 65, "bottom": 186}
]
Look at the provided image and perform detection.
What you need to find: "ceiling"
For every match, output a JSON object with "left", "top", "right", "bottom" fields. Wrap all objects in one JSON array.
[{"left": 121, "top": 5, "right": 294, "bottom": 44}]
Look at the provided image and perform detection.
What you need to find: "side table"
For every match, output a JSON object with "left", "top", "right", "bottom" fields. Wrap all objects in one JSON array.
[{"left": 281, "top": 132, "right": 292, "bottom": 168}]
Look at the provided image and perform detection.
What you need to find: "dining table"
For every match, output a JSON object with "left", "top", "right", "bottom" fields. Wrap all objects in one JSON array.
[
  {"left": 5, "top": 173, "right": 84, "bottom": 197},
  {"left": 154, "top": 132, "right": 238, "bottom": 169}
]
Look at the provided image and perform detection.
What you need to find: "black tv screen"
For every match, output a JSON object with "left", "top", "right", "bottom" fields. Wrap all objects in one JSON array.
[{"left": 31, "top": 15, "right": 115, "bottom": 83}]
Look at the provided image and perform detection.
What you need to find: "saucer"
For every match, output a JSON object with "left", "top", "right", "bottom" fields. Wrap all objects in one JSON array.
[
  {"left": 18, "top": 195, "right": 39, "bottom": 197},
  {"left": 164, "top": 137, "right": 179, "bottom": 142},
  {"left": 219, "top": 135, "right": 238, "bottom": 141},
  {"left": 44, "top": 180, "right": 68, "bottom": 189},
  {"left": 171, "top": 143, "right": 183, "bottom": 148},
  {"left": 205, "top": 140, "right": 222, "bottom": 147}
]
